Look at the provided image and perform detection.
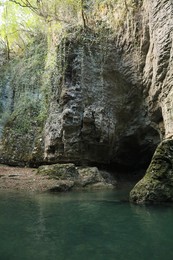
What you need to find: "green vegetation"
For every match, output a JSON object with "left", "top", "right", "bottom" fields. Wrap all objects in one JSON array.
[
  {"left": 0, "top": 0, "right": 142, "bottom": 165},
  {"left": 0, "top": 36, "right": 47, "bottom": 165},
  {"left": 0, "top": 0, "right": 141, "bottom": 59},
  {"left": 0, "top": 35, "right": 47, "bottom": 131}
]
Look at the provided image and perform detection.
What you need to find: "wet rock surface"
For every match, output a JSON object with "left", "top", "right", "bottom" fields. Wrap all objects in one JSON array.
[{"left": 130, "top": 139, "right": 173, "bottom": 203}]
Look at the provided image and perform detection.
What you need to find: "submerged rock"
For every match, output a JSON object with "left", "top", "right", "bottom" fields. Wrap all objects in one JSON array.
[
  {"left": 37, "top": 163, "right": 116, "bottom": 191},
  {"left": 130, "top": 139, "right": 173, "bottom": 203}
]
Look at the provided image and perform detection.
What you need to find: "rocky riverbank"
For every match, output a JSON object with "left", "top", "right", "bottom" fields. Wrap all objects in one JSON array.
[{"left": 0, "top": 164, "right": 116, "bottom": 193}]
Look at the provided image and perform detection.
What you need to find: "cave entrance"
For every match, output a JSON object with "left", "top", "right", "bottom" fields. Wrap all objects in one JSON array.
[{"left": 107, "top": 126, "right": 161, "bottom": 181}]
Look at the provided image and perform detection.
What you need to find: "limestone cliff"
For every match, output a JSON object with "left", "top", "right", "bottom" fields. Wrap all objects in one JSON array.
[
  {"left": 0, "top": 27, "right": 159, "bottom": 169},
  {"left": 43, "top": 29, "right": 158, "bottom": 168},
  {"left": 0, "top": 0, "right": 173, "bottom": 201},
  {"left": 130, "top": 0, "right": 173, "bottom": 203}
]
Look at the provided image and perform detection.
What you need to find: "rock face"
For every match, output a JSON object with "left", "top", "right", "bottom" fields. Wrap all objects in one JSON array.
[
  {"left": 43, "top": 29, "right": 159, "bottom": 169},
  {"left": 142, "top": 0, "right": 173, "bottom": 140},
  {"left": 0, "top": 26, "right": 160, "bottom": 169},
  {"left": 0, "top": 0, "right": 173, "bottom": 201},
  {"left": 129, "top": 0, "right": 173, "bottom": 203}
]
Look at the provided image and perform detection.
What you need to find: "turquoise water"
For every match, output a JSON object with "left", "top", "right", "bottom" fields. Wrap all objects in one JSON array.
[{"left": 0, "top": 187, "right": 173, "bottom": 260}]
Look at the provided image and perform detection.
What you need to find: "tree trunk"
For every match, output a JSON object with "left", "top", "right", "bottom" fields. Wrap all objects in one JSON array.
[
  {"left": 81, "top": 0, "right": 86, "bottom": 28},
  {"left": 5, "top": 36, "right": 10, "bottom": 60}
]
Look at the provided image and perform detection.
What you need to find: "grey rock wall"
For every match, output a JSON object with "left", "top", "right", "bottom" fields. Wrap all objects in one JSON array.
[
  {"left": 130, "top": 0, "right": 173, "bottom": 202},
  {"left": 1, "top": 0, "right": 172, "bottom": 178},
  {"left": 43, "top": 31, "right": 159, "bottom": 168},
  {"left": 142, "top": 0, "right": 173, "bottom": 139}
]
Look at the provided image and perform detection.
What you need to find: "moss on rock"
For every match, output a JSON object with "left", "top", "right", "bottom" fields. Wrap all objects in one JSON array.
[
  {"left": 37, "top": 163, "right": 78, "bottom": 180},
  {"left": 130, "top": 139, "right": 173, "bottom": 203},
  {"left": 37, "top": 163, "right": 116, "bottom": 191}
]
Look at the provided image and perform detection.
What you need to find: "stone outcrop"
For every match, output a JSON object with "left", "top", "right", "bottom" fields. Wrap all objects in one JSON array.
[
  {"left": 43, "top": 29, "right": 159, "bottom": 169},
  {"left": 130, "top": 139, "right": 173, "bottom": 203},
  {"left": 37, "top": 163, "right": 116, "bottom": 191},
  {"left": 0, "top": 26, "right": 159, "bottom": 169},
  {"left": 0, "top": 0, "right": 173, "bottom": 201},
  {"left": 142, "top": 0, "right": 173, "bottom": 140},
  {"left": 129, "top": 0, "right": 173, "bottom": 203}
]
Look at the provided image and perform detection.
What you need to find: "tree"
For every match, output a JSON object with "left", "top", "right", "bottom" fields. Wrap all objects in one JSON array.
[
  {"left": 0, "top": 0, "right": 46, "bottom": 58},
  {"left": 0, "top": 0, "right": 134, "bottom": 58}
]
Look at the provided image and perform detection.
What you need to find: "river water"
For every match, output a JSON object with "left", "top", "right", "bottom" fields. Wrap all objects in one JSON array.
[{"left": 0, "top": 185, "right": 173, "bottom": 260}]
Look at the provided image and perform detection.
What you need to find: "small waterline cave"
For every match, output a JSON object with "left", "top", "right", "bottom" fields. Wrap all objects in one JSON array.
[{"left": 106, "top": 126, "right": 161, "bottom": 181}]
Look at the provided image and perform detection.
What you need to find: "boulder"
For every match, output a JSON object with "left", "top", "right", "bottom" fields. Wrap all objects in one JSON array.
[
  {"left": 130, "top": 139, "right": 173, "bottom": 203},
  {"left": 76, "top": 167, "right": 116, "bottom": 189},
  {"left": 37, "top": 163, "right": 116, "bottom": 191},
  {"left": 37, "top": 163, "right": 78, "bottom": 180}
]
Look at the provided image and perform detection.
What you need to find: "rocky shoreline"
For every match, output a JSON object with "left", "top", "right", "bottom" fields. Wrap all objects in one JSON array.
[
  {"left": 0, "top": 165, "right": 57, "bottom": 192},
  {"left": 0, "top": 164, "right": 116, "bottom": 193}
]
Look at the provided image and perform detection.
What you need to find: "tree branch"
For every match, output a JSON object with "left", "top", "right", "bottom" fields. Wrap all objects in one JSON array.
[
  {"left": 9, "top": 0, "right": 36, "bottom": 9},
  {"left": 124, "top": 0, "right": 129, "bottom": 12},
  {"left": 9, "top": 0, "right": 73, "bottom": 24},
  {"left": 9, "top": 0, "right": 40, "bottom": 15}
]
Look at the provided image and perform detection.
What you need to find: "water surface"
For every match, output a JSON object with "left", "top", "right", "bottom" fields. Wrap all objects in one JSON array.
[{"left": 0, "top": 186, "right": 173, "bottom": 260}]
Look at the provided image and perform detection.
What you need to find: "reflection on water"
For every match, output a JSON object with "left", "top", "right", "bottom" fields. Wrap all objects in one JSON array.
[{"left": 0, "top": 188, "right": 173, "bottom": 260}]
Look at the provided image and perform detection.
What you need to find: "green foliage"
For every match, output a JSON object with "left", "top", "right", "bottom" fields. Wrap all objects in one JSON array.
[
  {"left": 1, "top": 37, "right": 47, "bottom": 135},
  {"left": 0, "top": 34, "right": 50, "bottom": 163},
  {"left": 0, "top": 0, "right": 46, "bottom": 57},
  {"left": 0, "top": 0, "right": 140, "bottom": 58}
]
